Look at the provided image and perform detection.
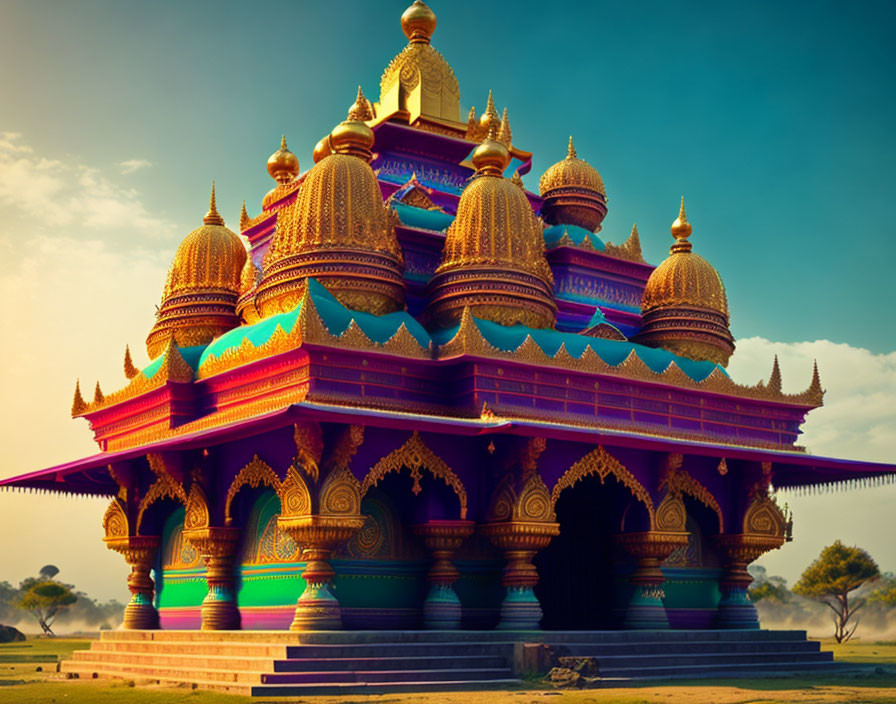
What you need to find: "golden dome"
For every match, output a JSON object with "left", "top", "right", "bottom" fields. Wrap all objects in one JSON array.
[
  {"left": 267, "top": 134, "right": 299, "bottom": 185},
  {"left": 378, "top": 1, "right": 460, "bottom": 123},
  {"left": 540, "top": 137, "right": 606, "bottom": 196},
  {"left": 539, "top": 137, "right": 608, "bottom": 233},
  {"left": 312, "top": 136, "right": 332, "bottom": 164},
  {"left": 634, "top": 198, "right": 734, "bottom": 366},
  {"left": 427, "top": 130, "right": 556, "bottom": 329},
  {"left": 641, "top": 199, "right": 728, "bottom": 316},
  {"left": 146, "top": 184, "right": 247, "bottom": 359},
  {"left": 254, "top": 102, "right": 404, "bottom": 317}
]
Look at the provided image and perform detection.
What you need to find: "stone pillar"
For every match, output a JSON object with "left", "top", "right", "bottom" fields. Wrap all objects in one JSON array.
[
  {"left": 413, "top": 520, "right": 475, "bottom": 629},
  {"left": 615, "top": 530, "right": 688, "bottom": 630},
  {"left": 481, "top": 521, "right": 559, "bottom": 630},
  {"left": 278, "top": 515, "right": 364, "bottom": 631},
  {"left": 183, "top": 526, "right": 241, "bottom": 631},
  {"left": 107, "top": 536, "right": 160, "bottom": 630},
  {"left": 714, "top": 534, "right": 778, "bottom": 629}
]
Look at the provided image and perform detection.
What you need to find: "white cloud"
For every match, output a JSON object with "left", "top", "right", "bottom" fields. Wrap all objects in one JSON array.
[
  {"left": 0, "top": 133, "right": 172, "bottom": 237},
  {"left": 728, "top": 337, "right": 896, "bottom": 463},
  {"left": 119, "top": 159, "right": 153, "bottom": 175}
]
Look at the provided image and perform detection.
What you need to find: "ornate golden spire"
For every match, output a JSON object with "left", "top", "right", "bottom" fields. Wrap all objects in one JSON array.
[
  {"left": 478, "top": 90, "right": 500, "bottom": 136},
  {"left": 471, "top": 122, "right": 510, "bottom": 176},
  {"left": 670, "top": 196, "right": 692, "bottom": 252},
  {"left": 379, "top": 1, "right": 459, "bottom": 123},
  {"left": 330, "top": 100, "right": 376, "bottom": 162},
  {"left": 568, "top": 135, "right": 576, "bottom": 159},
  {"left": 93, "top": 381, "right": 105, "bottom": 405},
  {"left": 604, "top": 223, "right": 646, "bottom": 263},
  {"left": 768, "top": 355, "right": 782, "bottom": 393},
  {"left": 240, "top": 200, "right": 250, "bottom": 230},
  {"left": 497, "top": 108, "right": 512, "bottom": 147},
  {"left": 204, "top": 182, "right": 224, "bottom": 226},
  {"left": 348, "top": 86, "right": 374, "bottom": 121},
  {"left": 267, "top": 134, "right": 300, "bottom": 185},
  {"left": 124, "top": 345, "right": 139, "bottom": 380},
  {"left": 72, "top": 380, "right": 87, "bottom": 417}
]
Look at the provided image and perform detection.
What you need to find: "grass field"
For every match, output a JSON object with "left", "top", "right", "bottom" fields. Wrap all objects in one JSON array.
[{"left": 0, "top": 637, "right": 893, "bottom": 704}]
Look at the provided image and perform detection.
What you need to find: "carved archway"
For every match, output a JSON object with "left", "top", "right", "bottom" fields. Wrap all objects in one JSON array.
[
  {"left": 551, "top": 446, "right": 655, "bottom": 525},
  {"left": 663, "top": 468, "right": 724, "bottom": 532},
  {"left": 136, "top": 476, "right": 187, "bottom": 533},
  {"left": 360, "top": 431, "right": 468, "bottom": 519},
  {"left": 224, "top": 455, "right": 282, "bottom": 523}
]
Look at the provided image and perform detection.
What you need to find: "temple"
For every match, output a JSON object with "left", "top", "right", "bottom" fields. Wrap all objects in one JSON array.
[{"left": 5, "top": 1, "right": 895, "bottom": 640}]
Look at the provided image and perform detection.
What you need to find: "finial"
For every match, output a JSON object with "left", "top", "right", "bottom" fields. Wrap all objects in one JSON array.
[
  {"left": 568, "top": 136, "right": 577, "bottom": 159},
  {"left": 472, "top": 125, "right": 510, "bottom": 176},
  {"left": 670, "top": 196, "right": 692, "bottom": 252},
  {"left": 498, "top": 108, "right": 512, "bottom": 147},
  {"left": 768, "top": 355, "right": 782, "bottom": 393},
  {"left": 204, "top": 182, "right": 225, "bottom": 226},
  {"left": 72, "top": 380, "right": 87, "bottom": 417},
  {"left": 401, "top": 0, "right": 436, "bottom": 43},
  {"left": 124, "top": 345, "right": 139, "bottom": 380},
  {"left": 93, "top": 381, "right": 105, "bottom": 405},
  {"left": 280, "top": 134, "right": 288, "bottom": 150},
  {"left": 809, "top": 359, "right": 823, "bottom": 397},
  {"left": 478, "top": 90, "right": 501, "bottom": 135},
  {"left": 240, "top": 200, "right": 250, "bottom": 229},
  {"left": 267, "top": 134, "right": 300, "bottom": 184},
  {"left": 347, "top": 85, "right": 374, "bottom": 121}
]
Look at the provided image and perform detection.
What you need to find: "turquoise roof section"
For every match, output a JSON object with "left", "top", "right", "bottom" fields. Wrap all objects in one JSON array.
[
  {"left": 544, "top": 223, "right": 605, "bottom": 251},
  {"left": 430, "top": 315, "right": 724, "bottom": 382},
  {"left": 198, "top": 279, "right": 431, "bottom": 368},
  {"left": 142, "top": 345, "right": 206, "bottom": 379},
  {"left": 391, "top": 201, "right": 455, "bottom": 232}
]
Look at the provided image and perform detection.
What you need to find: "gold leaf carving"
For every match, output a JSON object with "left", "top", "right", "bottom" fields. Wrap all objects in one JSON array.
[{"left": 224, "top": 455, "right": 282, "bottom": 522}]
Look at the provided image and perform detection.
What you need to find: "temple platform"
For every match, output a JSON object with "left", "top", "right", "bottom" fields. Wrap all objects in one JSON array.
[{"left": 61, "top": 629, "right": 843, "bottom": 695}]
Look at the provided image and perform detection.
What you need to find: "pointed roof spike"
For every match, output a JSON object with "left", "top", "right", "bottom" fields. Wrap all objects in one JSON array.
[
  {"left": 72, "top": 379, "right": 87, "bottom": 417},
  {"left": 498, "top": 107, "right": 512, "bottom": 146},
  {"left": 485, "top": 89, "right": 496, "bottom": 117},
  {"left": 568, "top": 135, "right": 576, "bottom": 159},
  {"left": 808, "top": 359, "right": 823, "bottom": 401},
  {"left": 204, "top": 181, "right": 225, "bottom": 226},
  {"left": 768, "top": 354, "right": 782, "bottom": 393},
  {"left": 280, "top": 133, "right": 288, "bottom": 150},
  {"left": 93, "top": 381, "right": 105, "bottom": 405},
  {"left": 159, "top": 338, "right": 194, "bottom": 382},
  {"left": 670, "top": 195, "right": 692, "bottom": 247},
  {"left": 240, "top": 199, "right": 250, "bottom": 229},
  {"left": 124, "top": 345, "right": 139, "bottom": 379}
]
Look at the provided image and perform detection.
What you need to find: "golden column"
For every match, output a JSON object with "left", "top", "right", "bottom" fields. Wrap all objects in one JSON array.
[
  {"left": 106, "top": 536, "right": 160, "bottom": 630},
  {"left": 182, "top": 526, "right": 241, "bottom": 631},
  {"left": 413, "top": 520, "right": 475, "bottom": 629}
]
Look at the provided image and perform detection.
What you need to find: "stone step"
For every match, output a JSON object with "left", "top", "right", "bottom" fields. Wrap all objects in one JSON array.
[
  {"left": 71, "top": 649, "right": 276, "bottom": 671},
  {"left": 62, "top": 659, "right": 264, "bottom": 684},
  {"left": 283, "top": 642, "right": 515, "bottom": 658},
  {"left": 61, "top": 665, "right": 255, "bottom": 696},
  {"left": 98, "top": 628, "right": 809, "bottom": 645},
  {"left": 598, "top": 659, "right": 841, "bottom": 679},
  {"left": 589, "top": 649, "right": 833, "bottom": 670},
  {"left": 261, "top": 667, "right": 514, "bottom": 685},
  {"left": 250, "top": 679, "right": 524, "bottom": 697},
  {"left": 92, "top": 640, "right": 288, "bottom": 657},
  {"left": 273, "top": 654, "right": 509, "bottom": 672},
  {"left": 558, "top": 639, "right": 822, "bottom": 657}
]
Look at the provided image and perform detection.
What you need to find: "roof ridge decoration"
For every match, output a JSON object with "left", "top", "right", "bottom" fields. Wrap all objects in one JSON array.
[
  {"left": 604, "top": 223, "right": 646, "bottom": 263},
  {"left": 123, "top": 345, "right": 139, "bottom": 379}
]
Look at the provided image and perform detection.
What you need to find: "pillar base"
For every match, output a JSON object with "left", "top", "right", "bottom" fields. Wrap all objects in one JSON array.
[
  {"left": 290, "top": 582, "right": 342, "bottom": 631},
  {"left": 123, "top": 593, "right": 159, "bottom": 630},
  {"left": 623, "top": 587, "right": 669, "bottom": 630},
  {"left": 201, "top": 586, "right": 241, "bottom": 631},
  {"left": 496, "top": 586, "right": 542, "bottom": 630},
  {"left": 423, "top": 584, "right": 462, "bottom": 630},
  {"left": 716, "top": 587, "right": 760, "bottom": 629}
]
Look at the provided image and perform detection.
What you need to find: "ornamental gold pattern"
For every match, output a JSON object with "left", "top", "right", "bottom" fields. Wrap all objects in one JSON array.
[{"left": 378, "top": 1, "right": 460, "bottom": 123}]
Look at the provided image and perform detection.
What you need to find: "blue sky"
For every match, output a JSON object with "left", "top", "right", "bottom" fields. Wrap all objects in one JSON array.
[
  {"left": 0, "top": 1, "right": 894, "bottom": 604},
  {"left": 2, "top": 0, "right": 894, "bottom": 351}
]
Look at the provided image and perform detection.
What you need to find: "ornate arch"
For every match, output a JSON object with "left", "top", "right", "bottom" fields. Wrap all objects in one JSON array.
[
  {"left": 743, "top": 495, "right": 787, "bottom": 538},
  {"left": 663, "top": 468, "right": 724, "bottom": 532},
  {"left": 224, "top": 455, "right": 282, "bottom": 522},
  {"left": 551, "top": 446, "right": 655, "bottom": 525},
  {"left": 136, "top": 475, "right": 187, "bottom": 533},
  {"left": 360, "top": 431, "right": 468, "bottom": 519}
]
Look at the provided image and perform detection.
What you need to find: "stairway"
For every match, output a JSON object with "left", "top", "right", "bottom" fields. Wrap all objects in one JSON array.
[{"left": 61, "top": 629, "right": 840, "bottom": 696}]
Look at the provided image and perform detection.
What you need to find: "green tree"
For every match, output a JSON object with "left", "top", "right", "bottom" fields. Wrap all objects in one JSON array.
[
  {"left": 18, "top": 579, "right": 77, "bottom": 636},
  {"left": 793, "top": 541, "right": 879, "bottom": 642}
]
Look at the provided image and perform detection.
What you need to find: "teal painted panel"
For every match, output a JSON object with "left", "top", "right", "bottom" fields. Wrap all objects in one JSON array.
[
  {"left": 156, "top": 573, "right": 206, "bottom": 608},
  {"left": 662, "top": 568, "right": 722, "bottom": 609}
]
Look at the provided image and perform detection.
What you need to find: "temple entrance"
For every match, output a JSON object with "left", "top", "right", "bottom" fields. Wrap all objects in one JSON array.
[{"left": 534, "top": 473, "right": 650, "bottom": 629}]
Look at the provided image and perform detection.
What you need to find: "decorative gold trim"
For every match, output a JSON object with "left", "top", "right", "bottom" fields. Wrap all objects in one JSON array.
[
  {"left": 223, "top": 455, "right": 282, "bottom": 522},
  {"left": 361, "top": 431, "right": 468, "bottom": 519}
]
